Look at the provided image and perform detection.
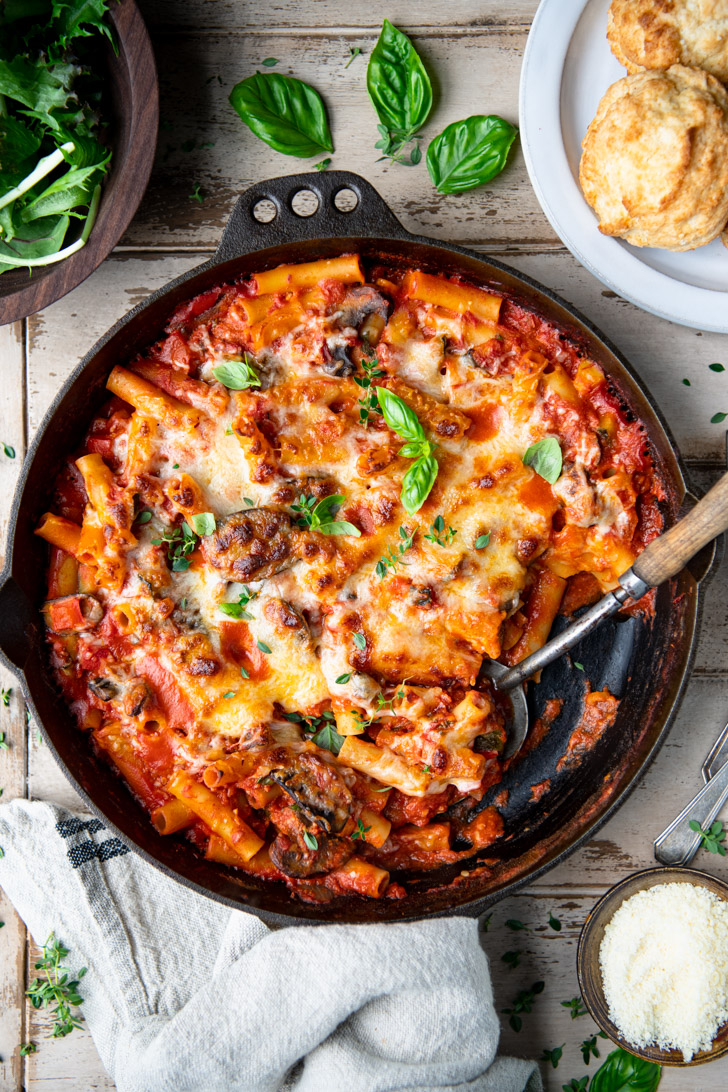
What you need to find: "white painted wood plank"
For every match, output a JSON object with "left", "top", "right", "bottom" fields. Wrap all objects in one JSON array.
[
  {"left": 0, "top": 322, "right": 27, "bottom": 1092},
  {"left": 141, "top": 0, "right": 539, "bottom": 29},
  {"left": 122, "top": 27, "right": 545, "bottom": 249},
  {"left": 487, "top": 891, "right": 728, "bottom": 1090}
]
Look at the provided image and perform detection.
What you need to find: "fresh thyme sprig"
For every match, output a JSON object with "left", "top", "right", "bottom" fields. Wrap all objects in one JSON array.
[
  {"left": 501, "top": 980, "right": 544, "bottom": 1032},
  {"left": 689, "top": 818, "right": 727, "bottom": 855},
  {"left": 291, "top": 494, "right": 361, "bottom": 537},
  {"left": 26, "top": 934, "right": 86, "bottom": 1039},
  {"left": 375, "top": 525, "right": 414, "bottom": 579},
  {"left": 151, "top": 523, "right": 198, "bottom": 572},
  {"left": 561, "top": 996, "right": 588, "bottom": 1019},
  {"left": 352, "top": 819, "right": 371, "bottom": 841},
  {"left": 425, "top": 514, "right": 457, "bottom": 547},
  {"left": 218, "top": 585, "right": 258, "bottom": 620},
  {"left": 355, "top": 354, "right": 386, "bottom": 426}
]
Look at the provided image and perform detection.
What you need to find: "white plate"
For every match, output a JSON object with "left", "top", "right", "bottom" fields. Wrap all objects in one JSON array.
[{"left": 519, "top": 0, "right": 728, "bottom": 333}]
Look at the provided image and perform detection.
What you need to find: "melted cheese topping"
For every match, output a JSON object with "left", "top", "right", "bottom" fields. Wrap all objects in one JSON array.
[{"left": 40, "top": 258, "right": 660, "bottom": 899}]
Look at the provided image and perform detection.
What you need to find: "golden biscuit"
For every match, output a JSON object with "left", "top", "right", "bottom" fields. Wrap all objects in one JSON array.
[
  {"left": 579, "top": 66, "right": 728, "bottom": 250},
  {"left": 607, "top": 0, "right": 728, "bottom": 84}
]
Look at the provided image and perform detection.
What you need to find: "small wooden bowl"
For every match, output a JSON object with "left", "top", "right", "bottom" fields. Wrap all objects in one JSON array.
[
  {"left": 0, "top": 0, "right": 158, "bottom": 326},
  {"left": 577, "top": 866, "right": 728, "bottom": 1066}
]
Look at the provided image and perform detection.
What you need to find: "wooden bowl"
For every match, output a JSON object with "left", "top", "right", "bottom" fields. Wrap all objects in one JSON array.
[
  {"left": 577, "top": 866, "right": 728, "bottom": 1066},
  {"left": 0, "top": 0, "right": 158, "bottom": 326}
]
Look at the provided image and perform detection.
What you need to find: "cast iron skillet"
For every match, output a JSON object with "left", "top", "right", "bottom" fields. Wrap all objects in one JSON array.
[{"left": 0, "top": 172, "right": 715, "bottom": 925}]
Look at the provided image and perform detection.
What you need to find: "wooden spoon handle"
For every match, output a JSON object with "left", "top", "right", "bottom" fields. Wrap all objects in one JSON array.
[{"left": 632, "top": 471, "right": 728, "bottom": 587}]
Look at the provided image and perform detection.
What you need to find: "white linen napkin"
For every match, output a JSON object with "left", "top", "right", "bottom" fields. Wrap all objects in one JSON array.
[{"left": 0, "top": 798, "right": 541, "bottom": 1092}]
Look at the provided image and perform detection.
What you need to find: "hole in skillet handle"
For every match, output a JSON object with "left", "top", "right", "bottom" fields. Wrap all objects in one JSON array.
[{"left": 213, "top": 171, "right": 409, "bottom": 264}]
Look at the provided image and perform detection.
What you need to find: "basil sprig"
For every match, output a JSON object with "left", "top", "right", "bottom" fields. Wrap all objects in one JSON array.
[
  {"left": 367, "top": 20, "right": 432, "bottom": 166},
  {"left": 376, "top": 387, "right": 438, "bottom": 513},
  {"left": 589, "top": 1048, "right": 660, "bottom": 1092},
  {"left": 229, "top": 72, "right": 334, "bottom": 158},
  {"left": 212, "top": 354, "right": 260, "bottom": 390},
  {"left": 426, "top": 114, "right": 518, "bottom": 194},
  {"left": 522, "top": 436, "right": 563, "bottom": 485},
  {"left": 292, "top": 493, "right": 361, "bottom": 537}
]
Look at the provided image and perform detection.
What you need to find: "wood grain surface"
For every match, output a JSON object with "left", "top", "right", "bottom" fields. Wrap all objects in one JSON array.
[{"left": 2, "top": 2, "right": 728, "bottom": 1089}]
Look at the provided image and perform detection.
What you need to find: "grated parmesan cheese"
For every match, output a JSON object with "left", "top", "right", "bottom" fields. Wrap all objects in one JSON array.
[{"left": 599, "top": 882, "right": 728, "bottom": 1061}]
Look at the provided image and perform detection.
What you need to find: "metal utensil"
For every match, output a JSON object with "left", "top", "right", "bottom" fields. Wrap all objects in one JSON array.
[
  {"left": 492, "top": 470, "right": 728, "bottom": 758},
  {"left": 654, "top": 719, "right": 728, "bottom": 866}
]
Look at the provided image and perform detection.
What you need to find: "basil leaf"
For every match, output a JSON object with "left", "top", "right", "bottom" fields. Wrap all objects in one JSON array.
[
  {"left": 311, "top": 494, "right": 344, "bottom": 523},
  {"left": 426, "top": 115, "right": 518, "bottom": 195},
  {"left": 398, "top": 440, "right": 427, "bottom": 459},
  {"left": 589, "top": 1048, "right": 661, "bottom": 1092},
  {"left": 376, "top": 387, "right": 425, "bottom": 442},
  {"left": 229, "top": 72, "right": 334, "bottom": 158},
  {"left": 367, "top": 20, "right": 432, "bottom": 143},
  {"left": 219, "top": 602, "right": 243, "bottom": 619},
  {"left": 522, "top": 436, "right": 563, "bottom": 484},
  {"left": 401, "top": 454, "right": 438, "bottom": 514},
  {"left": 316, "top": 521, "right": 362, "bottom": 537},
  {"left": 311, "top": 723, "right": 345, "bottom": 755},
  {"left": 212, "top": 356, "right": 260, "bottom": 390},
  {"left": 189, "top": 512, "right": 215, "bottom": 537}
]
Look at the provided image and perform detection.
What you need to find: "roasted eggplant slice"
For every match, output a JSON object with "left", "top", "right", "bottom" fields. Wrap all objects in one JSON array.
[{"left": 200, "top": 508, "right": 296, "bottom": 581}]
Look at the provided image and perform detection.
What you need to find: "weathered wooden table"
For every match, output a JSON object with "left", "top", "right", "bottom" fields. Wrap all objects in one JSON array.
[{"left": 1, "top": 2, "right": 727, "bottom": 1088}]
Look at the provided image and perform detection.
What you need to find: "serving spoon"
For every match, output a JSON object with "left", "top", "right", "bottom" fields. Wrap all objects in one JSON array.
[{"left": 486, "top": 471, "right": 728, "bottom": 759}]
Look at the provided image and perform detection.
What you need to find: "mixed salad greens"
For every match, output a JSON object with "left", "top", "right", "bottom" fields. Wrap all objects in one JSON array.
[{"left": 0, "top": 0, "right": 114, "bottom": 274}]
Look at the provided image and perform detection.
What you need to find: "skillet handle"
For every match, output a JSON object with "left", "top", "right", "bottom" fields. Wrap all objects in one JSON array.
[
  {"left": 0, "top": 573, "right": 37, "bottom": 673},
  {"left": 632, "top": 469, "right": 728, "bottom": 587},
  {"left": 214, "top": 171, "right": 410, "bottom": 263}
]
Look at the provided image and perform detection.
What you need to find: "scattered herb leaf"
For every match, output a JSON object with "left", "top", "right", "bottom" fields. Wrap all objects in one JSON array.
[
  {"left": 474, "top": 533, "right": 490, "bottom": 549},
  {"left": 291, "top": 492, "right": 361, "bottom": 536},
  {"left": 229, "top": 71, "right": 334, "bottom": 158},
  {"left": 682, "top": 378, "right": 691, "bottom": 386},
  {"left": 261, "top": 58, "right": 279, "bottom": 67},
  {"left": 19, "top": 1041, "right": 37, "bottom": 1056},
  {"left": 189, "top": 512, "right": 215, "bottom": 537},
  {"left": 376, "top": 386, "right": 438, "bottom": 512},
  {"left": 505, "top": 918, "right": 528, "bottom": 931},
  {"left": 335, "top": 672, "right": 352, "bottom": 685},
  {"left": 426, "top": 114, "right": 518, "bottom": 194},
  {"left": 355, "top": 352, "right": 386, "bottom": 425},
  {"left": 522, "top": 436, "right": 563, "bottom": 484},
  {"left": 542, "top": 1044, "right": 564, "bottom": 1069},
  {"left": 212, "top": 353, "right": 261, "bottom": 390},
  {"left": 223, "top": 691, "right": 235, "bottom": 700},
  {"left": 2, "top": 443, "right": 15, "bottom": 458},
  {"left": 189, "top": 183, "right": 204, "bottom": 204},
  {"left": 711, "top": 412, "right": 727, "bottom": 424},
  {"left": 135, "top": 510, "right": 152, "bottom": 525},
  {"left": 562, "top": 1079, "right": 588, "bottom": 1092},
  {"left": 574, "top": 661, "right": 585, "bottom": 672},
  {"left": 352, "top": 819, "right": 371, "bottom": 841},
  {"left": 311, "top": 722, "right": 345, "bottom": 756},
  {"left": 240, "top": 666, "right": 249, "bottom": 679},
  {"left": 501, "top": 950, "right": 522, "bottom": 969},
  {"left": 0, "top": 732, "right": 9, "bottom": 751},
  {"left": 352, "top": 632, "right": 367, "bottom": 651},
  {"left": 501, "top": 980, "right": 544, "bottom": 1032},
  {"left": 314, "top": 157, "right": 331, "bottom": 171},
  {"left": 425, "top": 514, "right": 457, "bottom": 547},
  {"left": 367, "top": 20, "right": 432, "bottom": 166},
  {"left": 561, "top": 996, "right": 588, "bottom": 1019},
  {"left": 710, "top": 363, "right": 725, "bottom": 372},
  {"left": 689, "top": 818, "right": 727, "bottom": 855},
  {"left": 376, "top": 525, "right": 414, "bottom": 579},
  {"left": 302, "top": 830, "right": 318, "bottom": 850},
  {"left": 0, "top": 687, "right": 11, "bottom": 707},
  {"left": 548, "top": 912, "right": 562, "bottom": 931},
  {"left": 581, "top": 1035, "right": 601, "bottom": 1065},
  {"left": 256, "top": 640, "right": 272, "bottom": 654},
  {"left": 345, "top": 46, "right": 363, "bottom": 69}
]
